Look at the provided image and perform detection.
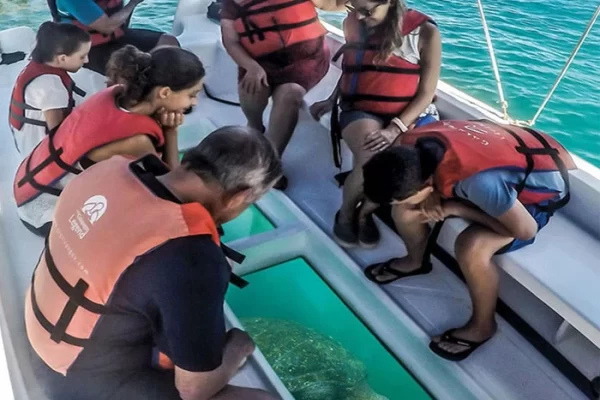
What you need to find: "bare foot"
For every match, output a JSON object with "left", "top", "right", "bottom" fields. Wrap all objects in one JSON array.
[
  {"left": 431, "top": 322, "right": 497, "bottom": 355},
  {"left": 369, "top": 256, "right": 421, "bottom": 282}
]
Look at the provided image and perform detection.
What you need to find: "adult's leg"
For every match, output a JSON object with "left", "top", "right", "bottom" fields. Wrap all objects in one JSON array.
[
  {"left": 333, "top": 118, "right": 383, "bottom": 246},
  {"left": 267, "top": 83, "right": 306, "bottom": 156},
  {"left": 155, "top": 33, "right": 180, "bottom": 47},
  {"left": 86, "top": 41, "right": 124, "bottom": 75},
  {"left": 123, "top": 29, "right": 180, "bottom": 52},
  {"left": 212, "top": 385, "right": 278, "bottom": 400},
  {"left": 239, "top": 83, "right": 271, "bottom": 133},
  {"left": 431, "top": 225, "right": 513, "bottom": 355},
  {"left": 367, "top": 204, "right": 430, "bottom": 281}
]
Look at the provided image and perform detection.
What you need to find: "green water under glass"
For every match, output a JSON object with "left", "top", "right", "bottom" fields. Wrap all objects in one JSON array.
[
  {"left": 226, "top": 258, "right": 430, "bottom": 400},
  {"left": 221, "top": 205, "right": 274, "bottom": 242}
]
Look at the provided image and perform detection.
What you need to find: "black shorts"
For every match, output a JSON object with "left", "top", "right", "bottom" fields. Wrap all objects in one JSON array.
[
  {"left": 31, "top": 349, "right": 180, "bottom": 400},
  {"left": 86, "top": 28, "right": 164, "bottom": 75}
]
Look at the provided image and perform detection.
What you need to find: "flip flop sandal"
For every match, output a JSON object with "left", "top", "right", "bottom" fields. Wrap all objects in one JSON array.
[
  {"left": 364, "top": 258, "right": 433, "bottom": 285},
  {"left": 429, "top": 329, "right": 491, "bottom": 362}
]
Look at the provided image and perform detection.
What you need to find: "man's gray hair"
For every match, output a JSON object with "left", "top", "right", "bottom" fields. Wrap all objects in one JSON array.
[{"left": 181, "top": 126, "right": 282, "bottom": 198}]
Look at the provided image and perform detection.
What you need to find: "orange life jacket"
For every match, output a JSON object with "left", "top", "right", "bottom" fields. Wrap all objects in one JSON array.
[
  {"left": 24, "top": 155, "right": 223, "bottom": 375},
  {"left": 336, "top": 10, "right": 433, "bottom": 116},
  {"left": 233, "top": 0, "right": 327, "bottom": 58},
  {"left": 9, "top": 61, "right": 86, "bottom": 131},
  {"left": 13, "top": 86, "right": 164, "bottom": 207},
  {"left": 48, "top": 0, "right": 126, "bottom": 46},
  {"left": 402, "top": 120, "right": 576, "bottom": 212}
]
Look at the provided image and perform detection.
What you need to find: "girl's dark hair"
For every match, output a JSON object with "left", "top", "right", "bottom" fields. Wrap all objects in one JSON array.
[
  {"left": 374, "top": 0, "right": 408, "bottom": 62},
  {"left": 30, "top": 22, "right": 91, "bottom": 63},
  {"left": 109, "top": 45, "right": 206, "bottom": 106}
]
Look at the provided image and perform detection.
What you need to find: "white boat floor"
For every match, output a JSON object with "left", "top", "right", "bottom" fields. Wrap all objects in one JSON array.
[{"left": 180, "top": 86, "right": 588, "bottom": 399}]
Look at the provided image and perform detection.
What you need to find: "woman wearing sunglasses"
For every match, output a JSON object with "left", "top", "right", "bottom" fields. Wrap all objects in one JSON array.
[
  {"left": 310, "top": 0, "right": 441, "bottom": 248},
  {"left": 220, "top": 0, "right": 346, "bottom": 190}
]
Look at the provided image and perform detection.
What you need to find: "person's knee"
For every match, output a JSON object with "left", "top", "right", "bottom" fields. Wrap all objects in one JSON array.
[
  {"left": 238, "top": 84, "right": 270, "bottom": 104},
  {"left": 455, "top": 230, "right": 493, "bottom": 271},
  {"left": 157, "top": 34, "right": 180, "bottom": 48},
  {"left": 274, "top": 83, "right": 305, "bottom": 108}
]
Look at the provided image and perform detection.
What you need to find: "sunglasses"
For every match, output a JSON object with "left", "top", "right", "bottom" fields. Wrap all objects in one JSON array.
[{"left": 345, "top": 3, "right": 383, "bottom": 17}]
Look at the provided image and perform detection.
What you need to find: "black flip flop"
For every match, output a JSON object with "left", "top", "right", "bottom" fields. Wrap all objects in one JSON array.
[
  {"left": 429, "top": 329, "right": 491, "bottom": 362},
  {"left": 364, "top": 258, "right": 433, "bottom": 284}
]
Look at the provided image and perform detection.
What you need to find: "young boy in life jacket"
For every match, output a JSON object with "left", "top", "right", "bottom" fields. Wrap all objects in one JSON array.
[
  {"left": 309, "top": 0, "right": 441, "bottom": 249},
  {"left": 220, "top": 0, "right": 347, "bottom": 190},
  {"left": 13, "top": 46, "right": 204, "bottom": 237},
  {"left": 25, "top": 126, "right": 282, "bottom": 400},
  {"left": 361, "top": 120, "right": 576, "bottom": 361},
  {"left": 9, "top": 22, "right": 91, "bottom": 156},
  {"left": 47, "top": 0, "right": 180, "bottom": 75}
]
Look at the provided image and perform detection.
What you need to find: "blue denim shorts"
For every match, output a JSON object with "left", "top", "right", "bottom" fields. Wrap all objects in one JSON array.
[
  {"left": 339, "top": 106, "right": 439, "bottom": 131},
  {"left": 496, "top": 204, "right": 551, "bottom": 254}
]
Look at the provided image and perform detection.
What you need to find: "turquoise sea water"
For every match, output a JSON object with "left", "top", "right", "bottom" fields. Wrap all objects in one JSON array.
[{"left": 1, "top": 0, "right": 599, "bottom": 164}]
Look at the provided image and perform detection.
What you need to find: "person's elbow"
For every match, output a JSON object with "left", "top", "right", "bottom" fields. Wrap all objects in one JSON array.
[
  {"left": 88, "top": 16, "right": 121, "bottom": 35},
  {"left": 177, "top": 386, "right": 211, "bottom": 400}
]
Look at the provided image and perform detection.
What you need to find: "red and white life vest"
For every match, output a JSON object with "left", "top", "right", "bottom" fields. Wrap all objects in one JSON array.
[
  {"left": 48, "top": 0, "right": 126, "bottom": 46},
  {"left": 233, "top": 0, "right": 327, "bottom": 58},
  {"left": 336, "top": 10, "right": 433, "bottom": 116},
  {"left": 9, "top": 61, "right": 85, "bottom": 131},
  {"left": 402, "top": 120, "right": 576, "bottom": 211},
  {"left": 13, "top": 86, "right": 164, "bottom": 207},
  {"left": 24, "top": 155, "right": 222, "bottom": 375}
]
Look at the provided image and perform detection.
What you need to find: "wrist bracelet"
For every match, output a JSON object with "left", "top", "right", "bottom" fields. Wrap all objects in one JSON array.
[{"left": 391, "top": 117, "right": 408, "bottom": 133}]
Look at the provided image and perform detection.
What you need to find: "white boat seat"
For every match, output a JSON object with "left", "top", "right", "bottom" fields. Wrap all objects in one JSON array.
[{"left": 436, "top": 215, "right": 600, "bottom": 349}]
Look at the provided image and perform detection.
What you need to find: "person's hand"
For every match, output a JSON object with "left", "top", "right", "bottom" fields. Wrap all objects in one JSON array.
[
  {"left": 441, "top": 200, "right": 464, "bottom": 219},
  {"left": 227, "top": 328, "right": 255, "bottom": 368},
  {"left": 309, "top": 99, "right": 334, "bottom": 121},
  {"left": 363, "top": 127, "right": 399, "bottom": 152},
  {"left": 419, "top": 191, "right": 444, "bottom": 223},
  {"left": 240, "top": 64, "right": 269, "bottom": 95},
  {"left": 156, "top": 108, "right": 184, "bottom": 130}
]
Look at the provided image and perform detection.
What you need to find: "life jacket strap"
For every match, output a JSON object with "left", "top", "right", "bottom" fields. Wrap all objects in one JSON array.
[
  {"left": 236, "top": 0, "right": 318, "bottom": 44},
  {"left": 480, "top": 120, "right": 571, "bottom": 215},
  {"left": 330, "top": 93, "right": 343, "bottom": 169},
  {"left": 30, "top": 236, "right": 108, "bottom": 347},
  {"left": 17, "top": 126, "right": 82, "bottom": 199},
  {"left": 218, "top": 227, "right": 250, "bottom": 288}
]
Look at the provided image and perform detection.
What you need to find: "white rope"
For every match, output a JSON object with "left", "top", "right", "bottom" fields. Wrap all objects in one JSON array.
[
  {"left": 528, "top": 4, "right": 600, "bottom": 126},
  {"left": 476, "top": 0, "right": 510, "bottom": 120}
]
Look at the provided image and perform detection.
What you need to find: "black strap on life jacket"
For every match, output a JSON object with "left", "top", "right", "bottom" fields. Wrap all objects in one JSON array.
[
  {"left": 235, "top": 0, "right": 317, "bottom": 45},
  {"left": 217, "top": 225, "right": 250, "bottom": 288},
  {"left": 480, "top": 120, "right": 571, "bottom": 215},
  {"left": 31, "top": 226, "right": 250, "bottom": 347},
  {"left": 30, "top": 237, "right": 108, "bottom": 347},
  {"left": 330, "top": 92, "right": 343, "bottom": 169},
  {"left": 17, "top": 125, "right": 83, "bottom": 201}
]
